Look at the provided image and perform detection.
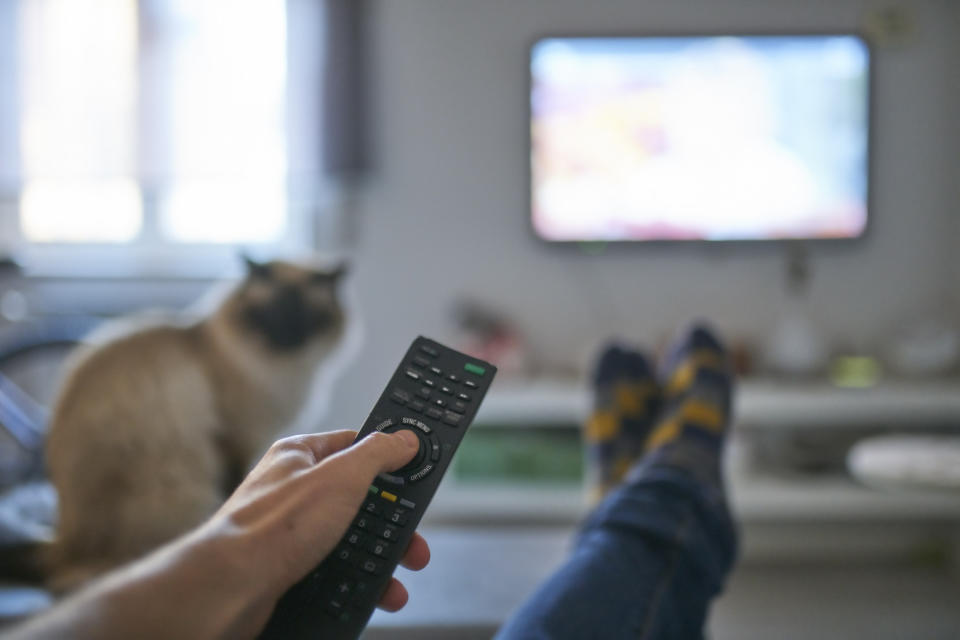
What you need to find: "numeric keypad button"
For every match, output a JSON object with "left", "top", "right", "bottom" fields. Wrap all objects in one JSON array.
[
  {"left": 378, "top": 523, "right": 399, "bottom": 541},
  {"left": 345, "top": 530, "right": 365, "bottom": 546},
  {"left": 335, "top": 546, "right": 359, "bottom": 565},
  {"left": 387, "top": 508, "right": 409, "bottom": 526},
  {"left": 366, "top": 539, "right": 392, "bottom": 557},
  {"left": 361, "top": 558, "right": 384, "bottom": 575}
]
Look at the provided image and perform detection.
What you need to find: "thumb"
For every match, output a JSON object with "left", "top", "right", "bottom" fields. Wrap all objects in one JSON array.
[{"left": 329, "top": 429, "right": 420, "bottom": 481}]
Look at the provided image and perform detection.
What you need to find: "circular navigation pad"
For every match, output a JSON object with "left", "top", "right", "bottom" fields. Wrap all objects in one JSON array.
[
  {"left": 373, "top": 417, "right": 441, "bottom": 484},
  {"left": 394, "top": 428, "right": 427, "bottom": 474}
]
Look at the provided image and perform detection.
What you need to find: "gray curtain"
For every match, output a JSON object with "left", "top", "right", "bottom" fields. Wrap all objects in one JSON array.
[{"left": 322, "top": 0, "right": 369, "bottom": 178}]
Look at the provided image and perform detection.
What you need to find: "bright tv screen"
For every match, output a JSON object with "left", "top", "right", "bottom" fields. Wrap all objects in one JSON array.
[{"left": 530, "top": 35, "right": 870, "bottom": 242}]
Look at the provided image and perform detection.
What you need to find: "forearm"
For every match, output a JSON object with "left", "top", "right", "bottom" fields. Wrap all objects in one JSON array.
[
  {"left": 9, "top": 521, "right": 266, "bottom": 640},
  {"left": 8, "top": 430, "right": 423, "bottom": 639}
]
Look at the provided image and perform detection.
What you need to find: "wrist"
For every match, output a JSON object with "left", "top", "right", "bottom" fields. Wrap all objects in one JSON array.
[
  {"left": 91, "top": 520, "right": 269, "bottom": 640},
  {"left": 173, "top": 518, "right": 278, "bottom": 640}
]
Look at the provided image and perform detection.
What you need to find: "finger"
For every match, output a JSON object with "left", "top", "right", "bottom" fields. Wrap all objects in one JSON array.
[
  {"left": 322, "top": 430, "right": 420, "bottom": 483},
  {"left": 376, "top": 577, "right": 409, "bottom": 612},
  {"left": 271, "top": 430, "right": 358, "bottom": 465},
  {"left": 399, "top": 532, "right": 430, "bottom": 571}
]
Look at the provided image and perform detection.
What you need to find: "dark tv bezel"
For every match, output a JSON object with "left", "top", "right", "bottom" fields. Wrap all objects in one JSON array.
[{"left": 527, "top": 32, "right": 875, "bottom": 247}]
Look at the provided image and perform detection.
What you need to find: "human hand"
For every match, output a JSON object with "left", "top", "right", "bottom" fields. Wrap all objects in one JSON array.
[
  {"left": 5, "top": 429, "right": 429, "bottom": 640},
  {"left": 203, "top": 429, "right": 430, "bottom": 635}
]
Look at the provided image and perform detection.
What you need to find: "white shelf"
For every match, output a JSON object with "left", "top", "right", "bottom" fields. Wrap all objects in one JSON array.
[
  {"left": 449, "top": 378, "right": 960, "bottom": 525},
  {"left": 424, "top": 473, "right": 960, "bottom": 525},
  {"left": 478, "top": 378, "right": 960, "bottom": 430}
]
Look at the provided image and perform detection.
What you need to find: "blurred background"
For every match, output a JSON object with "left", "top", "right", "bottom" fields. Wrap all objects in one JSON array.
[{"left": 1, "top": 1, "right": 959, "bottom": 638}]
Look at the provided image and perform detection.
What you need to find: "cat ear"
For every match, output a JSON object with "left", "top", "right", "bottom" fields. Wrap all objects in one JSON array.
[
  {"left": 311, "top": 262, "right": 348, "bottom": 285},
  {"left": 241, "top": 254, "right": 271, "bottom": 279},
  {"left": 329, "top": 262, "right": 348, "bottom": 282}
]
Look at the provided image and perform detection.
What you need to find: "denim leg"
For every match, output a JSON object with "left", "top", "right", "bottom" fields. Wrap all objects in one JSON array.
[{"left": 495, "top": 443, "right": 737, "bottom": 640}]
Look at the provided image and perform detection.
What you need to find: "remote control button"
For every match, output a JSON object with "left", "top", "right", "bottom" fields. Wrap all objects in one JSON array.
[
  {"left": 433, "top": 398, "right": 447, "bottom": 408},
  {"left": 345, "top": 530, "right": 365, "bottom": 546},
  {"left": 419, "top": 344, "right": 440, "bottom": 357},
  {"left": 447, "top": 374, "right": 461, "bottom": 383},
  {"left": 442, "top": 411, "right": 462, "bottom": 427},
  {"left": 464, "top": 363, "right": 486, "bottom": 376},
  {"left": 380, "top": 490, "right": 398, "bottom": 502},
  {"left": 362, "top": 501, "right": 383, "bottom": 516},
  {"left": 324, "top": 599, "right": 348, "bottom": 619},
  {"left": 430, "top": 440, "right": 441, "bottom": 461},
  {"left": 429, "top": 366, "right": 442, "bottom": 376},
  {"left": 404, "top": 369, "right": 420, "bottom": 381},
  {"left": 451, "top": 401, "right": 467, "bottom": 414},
  {"left": 390, "top": 389, "right": 410, "bottom": 406},
  {"left": 349, "top": 581, "right": 371, "bottom": 608},
  {"left": 408, "top": 463, "right": 434, "bottom": 482},
  {"left": 361, "top": 558, "right": 384, "bottom": 575},
  {"left": 401, "top": 417, "right": 432, "bottom": 434},
  {"left": 368, "top": 485, "right": 379, "bottom": 495},
  {"left": 374, "top": 418, "right": 395, "bottom": 432},
  {"left": 388, "top": 508, "right": 409, "bottom": 526},
  {"left": 412, "top": 355, "right": 431, "bottom": 368},
  {"left": 354, "top": 515, "right": 373, "bottom": 531},
  {"left": 440, "top": 385, "right": 454, "bottom": 395},
  {"left": 464, "top": 379, "right": 479, "bottom": 389},
  {"left": 366, "top": 539, "right": 392, "bottom": 557},
  {"left": 382, "top": 424, "right": 429, "bottom": 474},
  {"left": 380, "top": 430, "right": 428, "bottom": 476},
  {"left": 333, "top": 580, "right": 354, "bottom": 598},
  {"left": 399, "top": 498, "right": 416, "bottom": 510},
  {"left": 335, "top": 546, "right": 359, "bottom": 565},
  {"left": 417, "top": 387, "right": 432, "bottom": 399},
  {"left": 457, "top": 392, "right": 471, "bottom": 401},
  {"left": 422, "top": 378, "right": 436, "bottom": 388},
  {"left": 378, "top": 523, "right": 400, "bottom": 541},
  {"left": 377, "top": 472, "right": 405, "bottom": 487},
  {"left": 409, "top": 399, "right": 426, "bottom": 413},
  {"left": 425, "top": 407, "right": 443, "bottom": 420}
]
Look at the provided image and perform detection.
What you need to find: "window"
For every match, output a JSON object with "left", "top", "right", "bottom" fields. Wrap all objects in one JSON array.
[{"left": 0, "top": 0, "right": 327, "bottom": 277}]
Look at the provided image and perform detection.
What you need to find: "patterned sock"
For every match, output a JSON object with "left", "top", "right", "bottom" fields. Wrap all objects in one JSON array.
[
  {"left": 645, "top": 324, "right": 733, "bottom": 459},
  {"left": 583, "top": 343, "right": 661, "bottom": 501}
]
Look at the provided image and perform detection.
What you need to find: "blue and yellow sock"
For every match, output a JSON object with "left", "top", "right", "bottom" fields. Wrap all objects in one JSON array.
[
  {"left": 584, "top": 343, "right": 661, "bottom": 501},
  {"left": 646, "top": 324, "right": 733, "bottom": 459}
]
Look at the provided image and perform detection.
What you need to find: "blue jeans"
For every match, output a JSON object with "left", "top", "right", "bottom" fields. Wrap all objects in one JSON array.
[{"left": 495, "top": 443, "right": 737, "bottom": 640}]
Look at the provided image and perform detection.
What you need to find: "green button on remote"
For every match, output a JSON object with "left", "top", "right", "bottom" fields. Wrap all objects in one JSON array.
[{"left": 464, "top": 362, "right": 486, "bottom": 376}]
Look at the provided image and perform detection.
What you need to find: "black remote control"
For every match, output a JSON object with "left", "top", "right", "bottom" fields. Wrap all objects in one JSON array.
[{"left": 258, "top": 336, "right": 496, "bottom": 640}]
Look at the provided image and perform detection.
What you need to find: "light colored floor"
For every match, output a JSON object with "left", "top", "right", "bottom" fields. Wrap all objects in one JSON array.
[
  {"left": 364, "top": 526, "right": 960, "bottom": 640},
  {"left": 2, "top": 525, "right": 957, "bottom": 638},
  {"left": 710, "top": 564, "right": 960, "bottom": 640}
]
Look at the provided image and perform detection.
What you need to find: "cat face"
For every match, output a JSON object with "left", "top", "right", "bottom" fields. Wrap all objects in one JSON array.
[{"left": 236, "top": 257, "right": 347, "bottom": 352}]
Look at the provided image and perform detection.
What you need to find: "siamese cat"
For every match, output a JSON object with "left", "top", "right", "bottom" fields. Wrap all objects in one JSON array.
[{"left": 42, "top": 257, "right": 348, "bottom": 593}]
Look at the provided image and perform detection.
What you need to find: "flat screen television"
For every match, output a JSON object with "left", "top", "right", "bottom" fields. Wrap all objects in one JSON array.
[{"left": 530, "top": 34, "right": 871, "bottom": 242}]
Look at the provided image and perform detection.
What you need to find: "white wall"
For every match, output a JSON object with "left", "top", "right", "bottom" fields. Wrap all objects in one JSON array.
[{"left": 322, "top": 0, "right": 960, "bottom": 428}]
